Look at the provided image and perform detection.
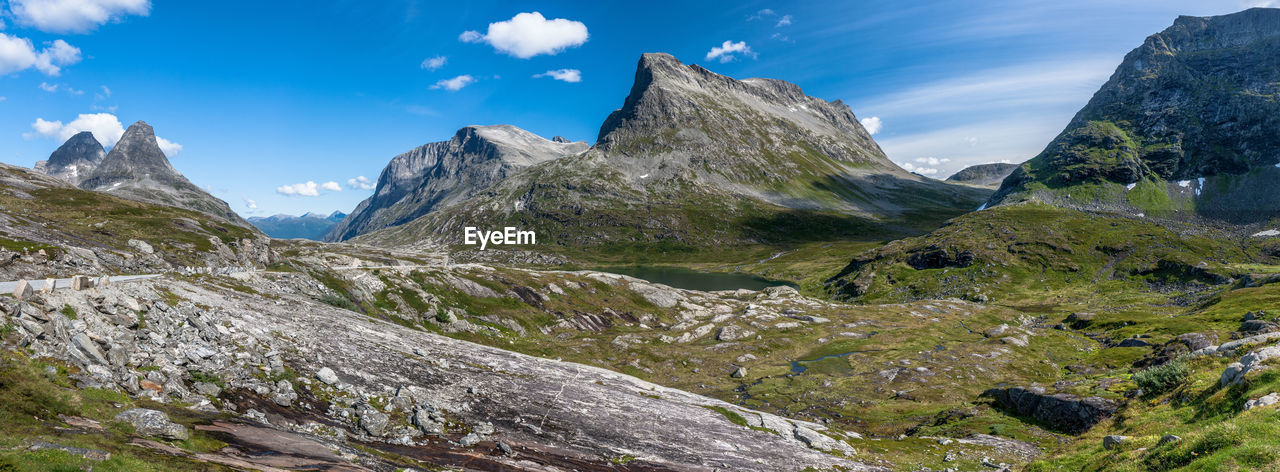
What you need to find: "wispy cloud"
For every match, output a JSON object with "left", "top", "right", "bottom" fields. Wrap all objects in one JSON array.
[
  {"left": 430, "top": 74, "right": 475, "bottom": 91},
  {"left": 856, "top": 57, "right": 1113, "bottom": 177},
  {"left": 347, "top": 176, "right": 375, "bottom": 190},
  {"left": 420, "top": 55, "right": 446, "bottom": 70},
  {"left": 533, "top": 68, "right": 581, "bottom": 83}
]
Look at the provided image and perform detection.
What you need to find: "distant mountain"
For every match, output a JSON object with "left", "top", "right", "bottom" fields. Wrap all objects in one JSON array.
[
  {"left": 946, "top": 163, "right": 1019, "bottom": 187},
  {"left": 355, "top": 53, "right": 990, "bottom": 251},
  {"left": 33, "top": 131, "right": 105, "bottom": 186},
  {"left": 77, "top": 121, "right": 249, "bottom": 227},
  {"left": 325, "top": 125, "right": 587, "bottom": 242},
  {"left": 990, "top": 8, "right": 1280, "bottom": 223},
  {"left": 250, "top": 211, "right": 346, "bottom": 240}
]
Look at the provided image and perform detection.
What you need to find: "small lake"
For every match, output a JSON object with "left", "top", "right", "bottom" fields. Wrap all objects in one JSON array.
[{"left": 597, "top": 266, "right": 796, "bottom": 292}]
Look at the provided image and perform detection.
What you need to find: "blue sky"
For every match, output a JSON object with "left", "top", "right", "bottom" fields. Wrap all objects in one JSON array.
[{"left": 1, "top": 0, "right": 1274, "bottom": 216}]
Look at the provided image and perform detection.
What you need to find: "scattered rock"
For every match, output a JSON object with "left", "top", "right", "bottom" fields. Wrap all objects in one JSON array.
[
  {"left": 716, "top": 325, "right": 755, "bottom": 342},
  {"left": 730, "top": 367, "right": 748, "bottom": 378},
  {"left": 113, "top": 409, "right": 188, "bottom": 440},
  {"left": 1103, "top": 435, "right": 1127, "bottom": 450},
  {"left": 458, "top": 433, "right": 481, "bottom": 447},
  {"left": 27, "top": 441, "right": 110, "bottom": 461},
  {"left": 1159, "top": 435, "right": 1181, "bottom": 446},
  {"left": 1243, "top": 392, "right": 1279, "bottom": 411},
  {"left": 1117, "top": 338, "right": 1150, "bottom": 348},
  {"left": 1000, "top": 335, "right": 1029, "bottom": 347}
]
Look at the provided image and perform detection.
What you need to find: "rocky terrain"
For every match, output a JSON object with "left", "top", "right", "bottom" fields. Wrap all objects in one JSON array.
[
  {"left": 990, "top": 8, "right": 1280, "bottom": 224},
  {"left": 351, "top": 53, "right": 990, "bottom": 253},
  {"left": 946, "top": 163, "right": 1019, "bottom": 188},
  {"left": 326, "top": 126, "right": 588, "bottom": 242},
  {"left": 249, "top": 211, "right": 346, "bottom": 240}
]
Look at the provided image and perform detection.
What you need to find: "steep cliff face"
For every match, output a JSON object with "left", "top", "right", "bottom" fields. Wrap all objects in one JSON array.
[
  {"left": 33, "top": 131, "right": 106, "bottom": 185},
  {"left": 354, "top": 53, "right": 990, "bottom": 251},
  {"left": 325, "top": 125, "right": 586, "bottom": 241},
  {"left": 990, "top": 8, "right": 1280, "bottom": 223},
  {"left": 79, "top": 121, "right": 249, "bottom": 227}
]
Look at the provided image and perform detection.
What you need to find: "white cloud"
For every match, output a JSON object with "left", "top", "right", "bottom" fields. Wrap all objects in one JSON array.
[
  {"left": 776, "top": 15, "right": 792, "bottom": 27},
  {"left": 0, "top": 34, "right": 80, "bottom": 76},
  {"left": 430, "top": 74, "right": 475, "bottom": 91},
  {"left": 39, "top": 81, "right": 58, "bottom": 92},
  {"left": 99, "top": 85, "right": 110, "bottom": 96},
  {"left": 320, "top": 181, "right": 342, "bottom": 192},
  {"left": 460, "top": 12, "right": 588, "bottom": 59},
  {"left": 10, "top": 0, "right": 150, "bottom": 33},
  {"left": 747, "top": 9, "right": 775, "bottom": 21},
  {"left": 23, "top": 112, "right": 180, "bottom": 156},
  {"left": 859, "top": 116, "right": 882, "bottom": 135},
  {"left": 347, "top": 176, "right": 375, "bottom": 190},
  {"left": 705, "top": 40, "right": 755, "bottom": 63},
  {"left": 914, "top": 156, "right": 950, "bottom": 166},
  {"left": 24, "top": 112, "right": 122, "bottom": 146},
  {"left": 243, "top": 198, "right": 257, "bottom": 210},
  {"left": 533, "top": 68, "right": 581, "bottom": 83},
  {"left": 155, "top": 136, "right": 182, "bottom": 156},
  {"left": 897, "top": 162, "right": 940, "bottom": 175},
  {"left": 420, "top": 55, "right": 446, "bottom": 70},
  {"left": 276, "top": 181, "right": 321, "bottom": 197}
]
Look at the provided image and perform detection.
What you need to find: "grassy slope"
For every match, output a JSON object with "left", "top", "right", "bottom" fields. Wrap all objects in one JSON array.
[{"left": 0, "top": 164, "right": 259, "bottom": 268}]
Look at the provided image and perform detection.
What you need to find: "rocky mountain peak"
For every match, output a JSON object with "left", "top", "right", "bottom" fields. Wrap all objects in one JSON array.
[
  {"left": 324, "top": 124, "right": 586, "bottom": 241},
  {"left": 78, "top": 121, "right": 248, "bottom": 227},
  {"left": 33, "top": 131, "right": 106, "bottom": 185},
  {"left": 594, "top": 53, "right": 890, "bottom": 172}
]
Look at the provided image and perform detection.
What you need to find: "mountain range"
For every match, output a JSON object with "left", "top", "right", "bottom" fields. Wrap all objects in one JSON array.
[
  {"left": 344, "top": 53, "right": 990, "bottom": 252},
  {"left": 249, "top": 211, "right": 347, "bottom": 240},
  {"left": 32, "top": 121, "right": 250, "bottom": 228}
]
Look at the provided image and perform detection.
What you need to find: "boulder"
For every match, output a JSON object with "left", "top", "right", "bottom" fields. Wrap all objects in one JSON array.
[
  {"left": 1159, "top": 435, "right": 1181, "bottom": 445},
  {"left": 731, "top": 367, "right": 748, "bottom": 378},
  {"left": 982, "top": 387, "right": 1118, "bottom": 433},
  {"left": 1243, "top": 392, "right": 1279, "bottom": 411},
  {"left": 1241, "top": 319, "right": 1279, "bottom": 334},
  {"left": 41, "top": 278, "right": 56, "bottom": 294},
  {"left": 127, "top": 239, "right": 155, "bottom": 254},
  {"left": 1103, "top": 435, "right": 1127, "bottom": 450},
  {"left": 315, "top": 367, "right": 339, "bottom": 385},
  {"left": 71, "top": 275, "right": 92, "bottom": 291},
  {"left": 113, "top": 409, "right": 188, "bottom": 440},
  {"left": 355, "top": 403, "right": 389, "bottom": 436},
  {"left": 12, "top": 280, "right": 33, "bottom": 300}
]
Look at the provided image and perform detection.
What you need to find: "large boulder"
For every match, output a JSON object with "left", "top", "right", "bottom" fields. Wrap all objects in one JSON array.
[
  {"left": 113, "top": 409, "right": 188, "bottom": 440},
  {"left": 982, "top": 386, "right": 1118, "bottom": 433}
]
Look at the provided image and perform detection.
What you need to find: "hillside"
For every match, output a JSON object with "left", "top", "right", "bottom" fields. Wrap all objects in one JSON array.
[{"left": 990, "top": 8, "right": 1280, "bottom": 225}]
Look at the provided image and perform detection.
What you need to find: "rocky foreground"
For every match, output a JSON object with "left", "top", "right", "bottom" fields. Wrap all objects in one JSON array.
[{"left": 3, "top": 269, "right": 884, "bottom": 471}]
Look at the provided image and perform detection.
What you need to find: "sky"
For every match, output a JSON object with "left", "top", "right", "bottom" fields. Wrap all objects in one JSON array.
[{"left": 1, "top": 0, "right": 1275, "bottom": 217}]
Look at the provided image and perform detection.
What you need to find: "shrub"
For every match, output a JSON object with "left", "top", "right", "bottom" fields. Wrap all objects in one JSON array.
[
  {"left": 1134, "top": 358, "right": 1190, "bottom": 396},
  {"left": 318, "top": 293, "right": 359, "bottom": 312}
]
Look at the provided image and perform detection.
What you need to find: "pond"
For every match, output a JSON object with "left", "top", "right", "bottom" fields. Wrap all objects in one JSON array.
[{"left": 596, "top": 265, "right": 796, "bottom": 292}]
